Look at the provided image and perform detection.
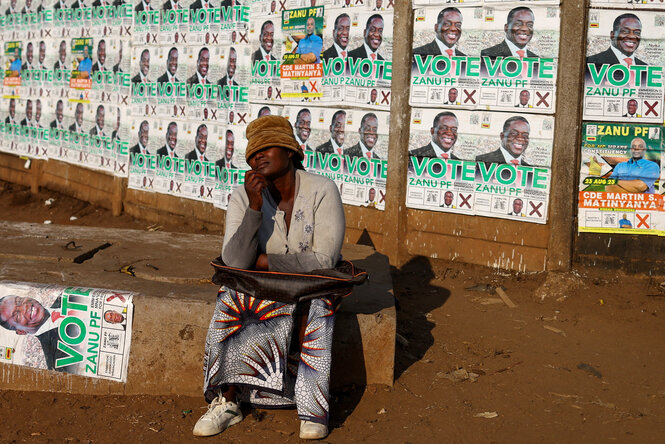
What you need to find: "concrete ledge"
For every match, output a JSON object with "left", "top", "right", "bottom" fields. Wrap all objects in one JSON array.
[{"left": 0, "top": 222, "right": 395, "bottom": 396}]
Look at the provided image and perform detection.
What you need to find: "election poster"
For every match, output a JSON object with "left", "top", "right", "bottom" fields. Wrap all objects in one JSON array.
[
  {"left": 52, "top": 38, "right": 73, "bottom": 96},
  {"left": 280, "top": 6, "right": 324, "bottom": 100},
  {"left": 283, "top": 105, "right": 389, "bottom": 210},
  {"left": 584, "top": 9, "right": 665, "bottom": 123},
  {"left": 213, "top": 124, "right": 248, "bottom": 210},
  {"left": 406, "top": 107, "right": 553, "bottom": 223},
  {"left": 578, "top": 122, "right": 662, "bottom": 235},
  {"left": 0, "top": 281, "right": 134, "bottom": 381},
  {"left": 411, "top": 5, "right": 560, "bottom": 113},
  {"left": 127, "top": 116, "right": 158, "bottom": 193},
  {"left": 69, "top": 37, "right": 94, "bottom": 92},
  {"left": 3, "top": 41, "right": 23, "bottom": 90},
  {"left": 249, "top": 16, "right": 284, "bottom": 104},
  {"left": 589, "top": 0, "right": 665, "bottom": 9},
  {"left": 321, "top": 10, "right": 393, "bottom": 108}
]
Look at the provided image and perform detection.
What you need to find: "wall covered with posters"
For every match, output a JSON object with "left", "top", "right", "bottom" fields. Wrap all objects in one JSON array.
[
  {"left": 579, "top": 1, "right": 665, "bottom": 235},
  {"left": 0, "top": 0, "right": 392, "bottom": 211}
]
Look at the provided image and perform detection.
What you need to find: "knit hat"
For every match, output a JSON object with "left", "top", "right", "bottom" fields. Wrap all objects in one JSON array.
[{"left": 245, "top": 115, "right": 304, "bottom": 162}]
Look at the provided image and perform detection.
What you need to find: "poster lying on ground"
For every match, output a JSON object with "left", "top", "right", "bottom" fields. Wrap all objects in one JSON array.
[
  {"left": 583, "top": 9, "right": 665, "bottom": 123},
  {"left": 578, "top": 122, "right": 662, "bottom": 235},
  {"left": 0, "top": 281, "right": 134, "bottom": 382},
  {"left": 406, "top": 107, "right": 553, "bottom": 223},
  {"left": 410, "top": 5, "right": 560, "bottom": 113}
]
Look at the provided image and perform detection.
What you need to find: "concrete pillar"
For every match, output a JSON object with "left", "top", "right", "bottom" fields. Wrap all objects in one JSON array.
[
  {"left": 382, "top": 1, "right": 414, "bottom": 268},
  {"left": 546, "top": 0, "right": 589, "bottom": 271}
]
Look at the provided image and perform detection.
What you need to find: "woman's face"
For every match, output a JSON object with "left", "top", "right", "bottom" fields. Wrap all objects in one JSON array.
[{"left": 248, "top": 147, "right": 293, "bottom": 179}]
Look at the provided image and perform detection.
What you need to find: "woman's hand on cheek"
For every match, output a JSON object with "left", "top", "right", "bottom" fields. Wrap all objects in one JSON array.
[{"left": 245, "top": 170, "right": 267, "bottom": 211}]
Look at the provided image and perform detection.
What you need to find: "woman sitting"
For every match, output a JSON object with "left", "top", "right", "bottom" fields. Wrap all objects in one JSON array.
[{"left": 194, "top": 115, "right": 345, "bottom": 440}]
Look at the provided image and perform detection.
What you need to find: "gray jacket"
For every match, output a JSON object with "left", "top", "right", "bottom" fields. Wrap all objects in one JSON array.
[{"left": 222, "top": 170, "right": 345, "bottom": 273}]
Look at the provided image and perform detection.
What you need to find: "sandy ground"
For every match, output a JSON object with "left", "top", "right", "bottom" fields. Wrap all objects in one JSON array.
[{"left": 1, "top": 180, "right": 665, "bottom": 443}]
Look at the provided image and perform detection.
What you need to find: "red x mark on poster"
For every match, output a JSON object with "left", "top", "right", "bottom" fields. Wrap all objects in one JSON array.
[
  {"left": 458, "top": 193, "right": 471, "bottom": 208},
  {"left": 463, "top": 89, "right": 476, "bottom": 104},
  {"left": 237, "top": 113, "right": 247, "bottom": 124},
  {"left": 644, "top": 101, "right": 659, "bottom": 117},
  {"left": 275, "top": 88, "right": 282, "bottom": 99},
  {"left": 529, "top": 201, "right": 543, "bottom": 217},
  {"left": 239, "top": 32, "right": 248, "bottom": 43},
  {"left": 536, "top": 92, "right": 549, "bottom": 107},
  {"left": 309, "top": 81, "right": 318, "bottom": 93},
  {"left": 381, "top": 91, "right": 390, "bottom": 104},
  {"left": 636, "top": 213, "right": 650, "bottom": 228},
  {"left": 379, "top": 189, "right": 385, "bottom": 203}
]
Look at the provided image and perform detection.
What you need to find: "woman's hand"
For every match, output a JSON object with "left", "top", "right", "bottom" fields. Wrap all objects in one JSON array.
[
  {"left": 255, "top": 253, "right": 269, "bottom": 270},
  {"left": 244, "top": 170, "right": 267, "bottom": 211}
]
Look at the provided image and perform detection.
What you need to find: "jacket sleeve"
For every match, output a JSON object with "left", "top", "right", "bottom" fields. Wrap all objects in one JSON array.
[
  {"left": 221, "top": 191, "right": 263, "bottom": 269},
  {"left": 267, "top": 179, "right": 345, "bottom": 273}
]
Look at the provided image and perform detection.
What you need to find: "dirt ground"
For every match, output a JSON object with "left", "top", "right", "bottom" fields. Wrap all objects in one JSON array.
[{"left": 1, "top": 180, "right": 665, "bottom": 443}]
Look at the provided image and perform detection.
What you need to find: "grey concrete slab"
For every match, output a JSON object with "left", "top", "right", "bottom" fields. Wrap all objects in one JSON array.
[{"left": 0, "top": 222, "right": 395, "bottom": 396}]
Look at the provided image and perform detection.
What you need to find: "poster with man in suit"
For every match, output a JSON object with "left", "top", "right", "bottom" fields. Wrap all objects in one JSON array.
[
  {"left": 406, "top": 107, "right": 553, "bottom": 223},
  {"left": 583, "top": 10, "right": 664, "bottom": 123},
  {"left": 0, "top": 281, "right": 133, "bottom": 381}
]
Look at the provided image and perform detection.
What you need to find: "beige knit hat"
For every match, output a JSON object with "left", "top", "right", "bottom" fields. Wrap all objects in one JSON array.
[{"left": 244, "top": 115, "right": 304, "bottom": 162}]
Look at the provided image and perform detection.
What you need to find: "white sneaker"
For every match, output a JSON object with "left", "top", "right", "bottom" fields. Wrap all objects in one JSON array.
[
  {"left": 192, "top": 395, "right": 243, "bottom": 437},
  {"left": 299, "top": 420, "right": 328, "bottom": 440}
]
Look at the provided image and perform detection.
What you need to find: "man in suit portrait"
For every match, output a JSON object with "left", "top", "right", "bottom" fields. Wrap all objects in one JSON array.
[
  {"left": 157, "top": 47, "right": 179, "bottom": 84},
  {"left": 185, "top": 124, "right": 209, "bottom": 162},
  {"left": 345, "top": 113, "right": 380, "bottom": 159},
  {"left": 132, "top": 49, "right": 150, "bottom": 85},
  {"left": 187, "top": 47, "right": 210, "bottom": 85},
  {"left": 410, "top": 111, "right": 460, "bottom": 160},
  {"left": 69, "top": 103, "right": 84, "bottom": 134},
  {"left": 89, "top": 105, "right": 106, "bottom": 137},
  {"left": 252, "top": 21, "right": 276, "bottom": 64},
  {"left": 5, "top": 98, "right": 17, "bottom": 125},
  {"left": 162, "top": 0, "right": 179, "bottom": 9},
  {"left": 294, "top": 108, "right": 312, "bottom": 151},
  {"left": 368, "top": 88, "right": 378, "bottom": 105},
  {"left": 0, "top": 295, "right": 79, "bottom": 373},
  {"left": 217, "top": 47, "right": 238, "bottom": 100},
  {"left": 586, "top": 13, "right": 646, "bottom": 83},
  {"left": 316, "top": 110, "right": 346, "bottom": 157},
  {"left": 476, "top": 116, "right": 531, "bottom": 166},
  {"left": 22, "top": 42, "right": 34, "bottom": 71},
  {"left": 322, "top": 13, "right": 350, "bottom": 62},
  {"left": 54, "top": 40, "right": 67, "bottom": 71},
  {"left": 34, "top": 99, "right": 43, "bottom": 128},
  {"left": 414, "top": 7, "right": 465, "bottom": 59},
  {"left": 50, "top": 100, "right": 64, "bottom": 129},
  {"left": 444, "top": 87, "right": 458, "bottom": 105},
  {"left": 189, "top": 0, "right": 213, "bottom": 10},
  {"left": 348, "top": 14, "right": 384, "bottom": 61},
  {"left": 91, "top": 40, "right": 107, "bottom": 73},
  {"left": 113, "top": 42, "right": 123, "bottom": 74},
  {"left": 136, "top": 0, "right": 151, "bottom": 11},
  {"left": 624, "top": 99, "right": 638, "bottom": 117},
  {"left": 215, "top": 130, "right": 237, "bottom": 170},
  {"left": 516, "top": 89, "right": 530, "bottom": 107},
  {"left": 157, "top": 121, "right": 178, "bottom": 158},
  {"left": 509, "top": 198, "right": 524, "bottom": 216},
  {"left": 440, "top": 191, "right": 455, "bottom": 208},
  {"left": 36, "top": 41, "right": 47, "bottom": 70},
  {"left": 20, "top": 100, "right": 34, "bottom": 128},
  {"left": 130, "top": 120, "right": 150, "bottom": 155},
  {"left": 5, "top": 0, "right": 17, "bottom": 14},
  {"left": 481, "top": 7, "right": 538, "bottom": 60}
]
